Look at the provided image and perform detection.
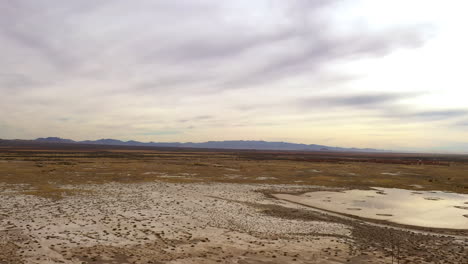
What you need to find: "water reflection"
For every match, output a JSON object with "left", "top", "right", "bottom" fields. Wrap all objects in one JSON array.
[{"left": 276, "top": 188, "right": 468, "bottom": 229}]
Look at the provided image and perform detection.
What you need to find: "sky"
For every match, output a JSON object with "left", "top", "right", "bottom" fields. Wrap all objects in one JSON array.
[{"left": 1, "top": 0, "right": 467, "bottom": 153}]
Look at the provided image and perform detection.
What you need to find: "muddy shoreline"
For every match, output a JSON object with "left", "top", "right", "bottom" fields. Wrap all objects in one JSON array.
[{"left": 265, "top": 190, "right": 468, "bottom": 237}]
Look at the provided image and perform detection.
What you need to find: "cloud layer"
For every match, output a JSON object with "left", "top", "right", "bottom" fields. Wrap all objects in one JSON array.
[{"left": 0, "top": 0, "right": 466, "bottom": 151}]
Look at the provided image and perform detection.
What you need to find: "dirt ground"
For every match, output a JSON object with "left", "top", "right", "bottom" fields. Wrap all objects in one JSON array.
[{"left": 0, "top": 146, "right": 467, "bottom": 263}]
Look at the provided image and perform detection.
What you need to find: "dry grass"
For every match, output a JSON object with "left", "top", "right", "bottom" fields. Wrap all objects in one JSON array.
[{"left": 1, "top": 149, "right": 467, "bottom": 199}]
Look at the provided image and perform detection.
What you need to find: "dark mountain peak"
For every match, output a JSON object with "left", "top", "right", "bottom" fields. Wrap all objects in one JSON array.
[{"left": 36, "top": 137, "right": 75, "bottom": 143}]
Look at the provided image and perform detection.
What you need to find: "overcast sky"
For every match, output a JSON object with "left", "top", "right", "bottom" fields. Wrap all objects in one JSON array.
[{"left": 1, "top": 0, "right": 467, "bottom": 152}]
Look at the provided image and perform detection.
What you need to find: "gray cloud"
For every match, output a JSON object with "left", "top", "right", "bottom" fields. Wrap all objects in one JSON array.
[
  {"left": 299, "top": 93, "right": 408, "bottom": 108},
  {"left": 2, "top": 0, "right": 457, "bottom": 149},
  {"left": 0, "top": 74, "right": 40, "bottom": 91},
  {"left": 375, "top": 108, "right": 468, "bottom": 122},
  {"left": 0, "top": 0, "right": 432, "bottom": 94},
  {"left": 407, "top": 110, "right": 468, "bottom": 121},
  {"left": 455, "top": 121, "right": 468, "bottom": 127},
  {"left": 194, "top": 115, "right": 214, "bottom": 120},
  {"left": 228, "top": 27, "right": 428, "bottom": 88},
  {"left": 234, "top": 92, "right": 468, "bottom": 127},
  {"left": 235, "top": 92, "right": 412, "bottom": 112}
]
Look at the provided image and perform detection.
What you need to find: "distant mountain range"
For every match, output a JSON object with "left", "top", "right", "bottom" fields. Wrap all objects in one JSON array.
[{"left": 31, "top": 137, "right": 386, "bottom": 152}]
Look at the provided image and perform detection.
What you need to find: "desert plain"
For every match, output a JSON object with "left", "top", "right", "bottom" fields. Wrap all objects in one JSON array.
[{"left": 0, "top": 142, "right": 467, "bottom": 263}]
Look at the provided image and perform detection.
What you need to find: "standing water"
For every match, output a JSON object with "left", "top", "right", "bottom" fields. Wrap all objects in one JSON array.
[{"left": 275, "top": 188, "right": 468, "bottom": 229}]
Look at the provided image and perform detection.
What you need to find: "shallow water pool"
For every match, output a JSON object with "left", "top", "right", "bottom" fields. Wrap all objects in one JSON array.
[{"left": 275, "top": 188, "right": 468, "bottom": 229}]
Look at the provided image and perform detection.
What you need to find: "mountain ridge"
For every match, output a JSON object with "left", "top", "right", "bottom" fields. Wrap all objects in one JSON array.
[{"left": 32, "top": 137, "right": 386, "bottom": 152}]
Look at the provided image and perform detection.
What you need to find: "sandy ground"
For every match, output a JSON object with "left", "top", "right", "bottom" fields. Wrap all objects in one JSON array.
[{"left": 1, "top": 182, "right": 467, "bottom": 264}]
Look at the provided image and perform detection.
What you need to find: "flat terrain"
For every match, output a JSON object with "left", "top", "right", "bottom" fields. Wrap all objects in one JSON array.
[{"left": 0, "top": 143, "right": 467, "bottom": 263}]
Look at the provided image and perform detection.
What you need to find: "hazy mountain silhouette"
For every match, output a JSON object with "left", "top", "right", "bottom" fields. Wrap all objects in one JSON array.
[
  {"left": 35, "top": 137, "right": 75, "bottom": 143},
  {"left": 32, "top": 137, "right": 385, "bottom": 152}
]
